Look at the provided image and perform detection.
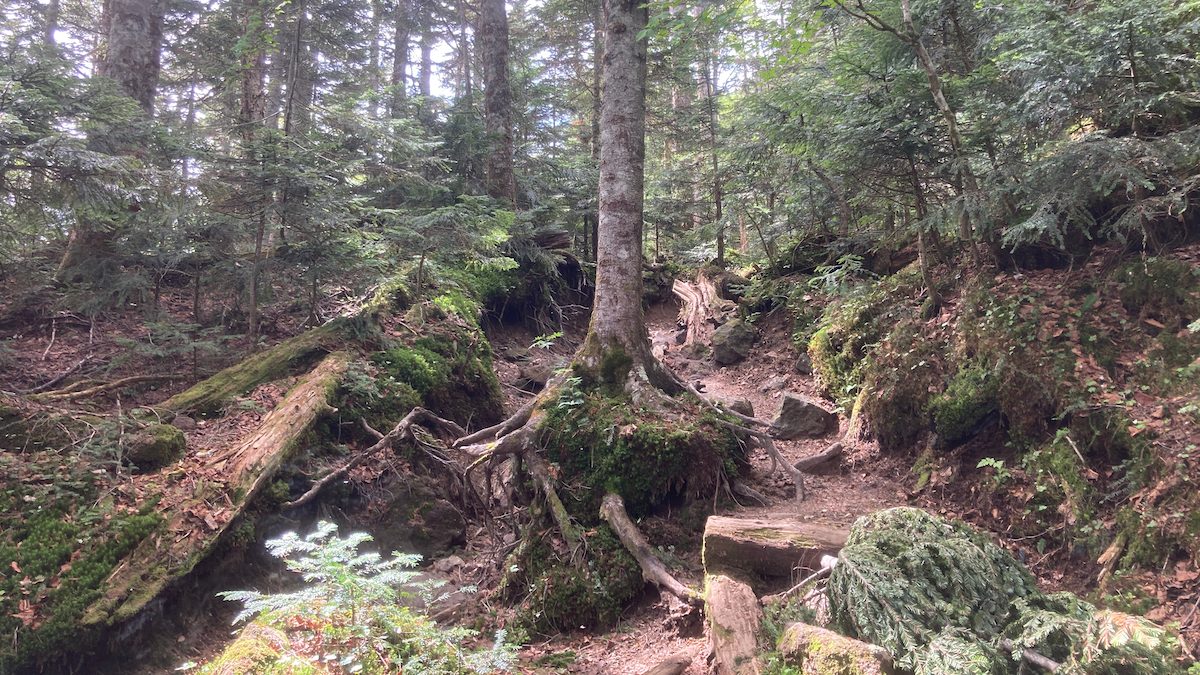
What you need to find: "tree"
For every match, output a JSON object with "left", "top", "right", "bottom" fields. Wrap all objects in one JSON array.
[{"left": 479, "top": 0, "right": 516, "bottom": 204}]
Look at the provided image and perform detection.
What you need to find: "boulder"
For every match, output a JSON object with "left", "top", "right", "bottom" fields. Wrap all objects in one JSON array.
[
  {"left": 171, "top": 414, "right": 198, "bottom": 431},
  {"left": 759, "top": 375, "right": 789, "bottom": 393},
  {"left": 515, "top": 359, "right": 564, "bottom": 392},
  {"left": 374, "top": 480, "right": 466, "bottom": 559},
  {"left": 794, "top": 354, "right": 813, "bottom": 376},
  {"left": 726, "top": 398, "right": 754, "bottom": 418},
  {"left": 777, "top": 623, "right": 894, "bottom": 675},
  {"left": 770, "top": 393, "right": 836, "bottom": 439},
  {"left": 711, "top": 319, "right": 757, "bottom": 365},
  {"left": 125, "top": 423, "right": 186, "bottom": 472}
]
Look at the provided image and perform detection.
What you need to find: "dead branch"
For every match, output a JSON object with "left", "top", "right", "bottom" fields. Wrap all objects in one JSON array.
[
  {"left": 600, "top": 492, "right": 702, "bottom": 605},
  {"left": 526, "top": 451, "right": 583, "bottom": 553},
  {"left": 33, "top": 374, "right": 182, "bottom": 401},
  {"left": 16, "top": 356, "right": 92, "bottom": 394},
  {"left": 285, "top": 407, "right": 465, "bottom": 510},
  {"left": 761, "top": 555, "right": 838, "bottom": 606}
]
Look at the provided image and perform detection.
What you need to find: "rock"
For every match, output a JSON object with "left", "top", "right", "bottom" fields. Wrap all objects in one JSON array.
[
  {"left": 770, "top": 393, "right": 836, "bottom": 439},
  {"left": 716, "top": 272, "right": 750, "bottom": 301},
  {"left": 711, "top": 319, "right": 757, "bottom": 365},
  {"left": 794, "top": 354, "right": 813, "bottom": 376},
  {"left": 777, "top": 623, "right": 894, "bottom": 674},
  {"left": 431, "top": 554, "right": 465, "bottom": 575},
  {"left": 374, "top": 480, "right": 466, "bottom": 560},
  {"left": 515, "top": 360, "right": 562, "bottom": 392},
  {"left": 759, "top": 375, "right": 789, "bottom": 393},
  {"left": 725, "top": 398, "right": 754, "bottom": 418},
  {"left": 203, "top": 622, "right": 289, "bottom": 674},
  {"left": 672, "top": 328, "right": 687, "bottom": 345},
  {"left": 171, "top": 414, "right": 197, "bottom": 431},
  {"left": 125, "top": 423, "right": 186, "bottom": 472},
  {"left": 502, "top": 345, "right": 531, "bottom": 362}
]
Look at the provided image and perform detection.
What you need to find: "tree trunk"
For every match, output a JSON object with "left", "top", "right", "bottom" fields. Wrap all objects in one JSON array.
[
  {"left": 479, "top": 0, "right": 516, "bottom": 204},
  {"left": 702, "top": 516, "right": 847, "bottom": 583},
  {"left": 391, "top": 0, "right": 409, "bottom": 114},
  {"left": 97, "top": 0, "right": 164, "bottom": 114},
  {"left": 579, "top": 0, "right": 653, "bottom": 371}
]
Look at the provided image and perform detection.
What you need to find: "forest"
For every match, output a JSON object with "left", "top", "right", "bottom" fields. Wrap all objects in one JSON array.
[{"left": 1, "top": 0, "right": 1199, "bottom": 671}]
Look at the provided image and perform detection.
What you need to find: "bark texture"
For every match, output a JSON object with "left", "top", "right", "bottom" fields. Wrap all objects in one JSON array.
[
  {"left": 706, "top": 574, "right": 763, "bottom": 675},
  {"left": 479, "top": 0, "right": 516, "bottom": 204},
  {"left": 702, "top": 516, "right": 847, "bottom": 583},
  {"left": 583, "top": 0, "right": 651, "bottom": 365},
  {"left": 98, "top": 0, "right": 164, "bottom": 114}
]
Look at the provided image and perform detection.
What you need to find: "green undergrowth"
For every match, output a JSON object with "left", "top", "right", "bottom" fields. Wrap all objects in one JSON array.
[
  {"left": 797, "top": 250, "right": 1200, "bottom": 573},
  {"left": 333, "top": 311, "right": 504, "bottom": 434},
  {"left": 0, "top": 464, "right": 163, "bottom": 673}
]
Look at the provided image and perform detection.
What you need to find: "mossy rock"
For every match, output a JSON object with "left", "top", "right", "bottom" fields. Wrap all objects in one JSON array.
[
  {"left": 928, "top": 364, "right": 998, "bottom": 447},
  {"left": 199, "top": 622, "right": 296, "bottom": 675},
  {"left": 125, "top": 423, "right": 187, "bottom": 471},
  {"left": 777, "top": 622, "right": 894, "bottom": 674}
]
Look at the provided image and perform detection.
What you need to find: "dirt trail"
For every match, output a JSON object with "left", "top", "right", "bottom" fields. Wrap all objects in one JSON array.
[{"left": 510, "top": 301, "right": 908, "bottom": 674}]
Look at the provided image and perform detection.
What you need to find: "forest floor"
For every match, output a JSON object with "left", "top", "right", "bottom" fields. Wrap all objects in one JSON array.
[{"left": 505, "top": 302, "right": 908, "bottom": 674}]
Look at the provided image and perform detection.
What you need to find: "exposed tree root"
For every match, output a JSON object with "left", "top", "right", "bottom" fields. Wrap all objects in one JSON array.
[
  {"left": 284, "top": 408, "right": 465, "bottom": 510},
  {"left": 600, "top": 493, "right": 702, "bottom": 605}
]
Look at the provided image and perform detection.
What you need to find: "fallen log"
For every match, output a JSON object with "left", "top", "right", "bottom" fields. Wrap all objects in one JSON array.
[
  {"left": 154, "top": 316, "right": 360, "bottom": 415},
  {"left": 706, "top": 574, "right": 763, "bottom": 675},
  {"left": 776, "top": 622, "right": 894, "bottom": 674},
  {"left": 82, "top": 352, "right": 351, "bottom": 628},
  {"left": 703, "top": 516, "right": 846, "bottom": 582},
  {"left": 33, "top": 374, "right": 183, "bottom": 401}
]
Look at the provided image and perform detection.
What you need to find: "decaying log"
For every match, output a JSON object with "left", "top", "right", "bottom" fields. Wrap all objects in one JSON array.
[
  {"left": 672, "top": 272, "right": 736, "bottom": 350},
  {"left": 640, "top": 651, "right": 692, "bottom": 675},
  {"left": 703, "top": 516, "right": 846, "bottom": 582},
  {"left": 82, "top": 352, "right": 351, "bottom": 627},
  {"left": 600, "top": 493, "right": 702, "bottom": 605},
  {"left": 777, "top": 622, "right": 894, "bottom": 674},
  {"left": 154, "top": 317, "right": 356, "bottom": 415},
  {"left": 706, "top": 574, "right": 763, "bottom": 675}
]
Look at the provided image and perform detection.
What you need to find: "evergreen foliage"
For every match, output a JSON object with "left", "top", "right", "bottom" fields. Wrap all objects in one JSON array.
[{"left": 829, "top": 508, "right": 1186, "bottom": 673}]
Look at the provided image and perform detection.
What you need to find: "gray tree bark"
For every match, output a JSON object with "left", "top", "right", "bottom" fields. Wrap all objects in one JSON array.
[
  {"left": 97, "top": 0, "right": 164, "bottom": 114},
  {"left": 479, "top": 0, "right": 516, "bottom": 204},
  {"left": 391, "top": 0, "right": 410, "bottom": 114},
  {"left": 579, "top": 0, "right": 655, "bottom": 373}
]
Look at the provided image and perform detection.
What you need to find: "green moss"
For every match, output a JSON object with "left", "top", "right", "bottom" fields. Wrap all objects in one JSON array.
[
  {"left": 542, "top": 389, "right": 742, "bottom": 520},
  {"left": 125, "top": 423, "right": 186, "bottom": 471},
  {"left": 855, "top": 321, "right": 944, "bottom": 452},
  {"left": 929, "top": 364, "right": 998, "bottom": 447},
  {"left": 599, "top": 347, "right": 633, "bottom": 387},
  {"left": 516, "top": 526, "right": 643, "bottom": 633},
  {"left": 0, "top": 510, "right": 163, "bottom": 672},
  {"left": 198, "top": 622, "right": 303, "bottom": 675}
]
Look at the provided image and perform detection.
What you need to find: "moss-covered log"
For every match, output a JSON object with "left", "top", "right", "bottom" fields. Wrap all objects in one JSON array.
[
  {"left": 155, "top": 317, "right": 363, "bottom": 415},
  {"left": 82, "top": 352, "right": 350, "bottom": 628}
]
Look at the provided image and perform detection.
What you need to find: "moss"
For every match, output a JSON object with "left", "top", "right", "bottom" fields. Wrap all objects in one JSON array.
[
  {"left": 198, "top": 622, "right": 300, "bottom": 675},
  {"left": 515, "top": 526, "right": 643, "bottom": 634},
  {"left": 0, "top": 510, "right": 163, "bottom": 672},
  {"left": 855, "top": 321, "right": 944, "bottom": 452},
  {"left": 542, "top": 389, "right": 742, "bottom": 520},
  {"left": 125, "top": 423, "right": 187, "bottom": 471},
  {"left": 598, "top": 346, "right": 633, "bottom": 387},
  {"left": 929, "top": 364, "right": 998, "bottom": 447}
]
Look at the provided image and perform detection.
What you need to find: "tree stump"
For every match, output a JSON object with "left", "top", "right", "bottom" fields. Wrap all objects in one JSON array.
[{"left": 706, "top": 574, "right": 763, "bottom": 675}]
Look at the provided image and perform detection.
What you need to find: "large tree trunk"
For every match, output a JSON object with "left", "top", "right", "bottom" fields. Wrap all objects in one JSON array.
[
  {"left": 391, "top": 0, "right": 410, "bottom": 114},
  {"left": 479, "top": 0, "right": 516, "bottom": 204},
  {"left": 579, "top": 0, "right": 654, "bottom": 374},
  {"left": 56, "top": 0, "right": 164, "bottom": 280},
  {"left": 97, "top": 0, "right": 164, "bottom": 114}
]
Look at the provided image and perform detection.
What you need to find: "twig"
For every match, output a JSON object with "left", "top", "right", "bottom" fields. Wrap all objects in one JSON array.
[
  {"left": 33, "top": 374, "right": 182, "bottom": 401},
  {"left": 17, "top": 356, "right": 92, "bottom": 394},
  {"left": 41, "top": 319, "right": 56, "bottom": 361},
  {"left": 999, "top": 639, "right": 1061, "bottom": 672}
]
